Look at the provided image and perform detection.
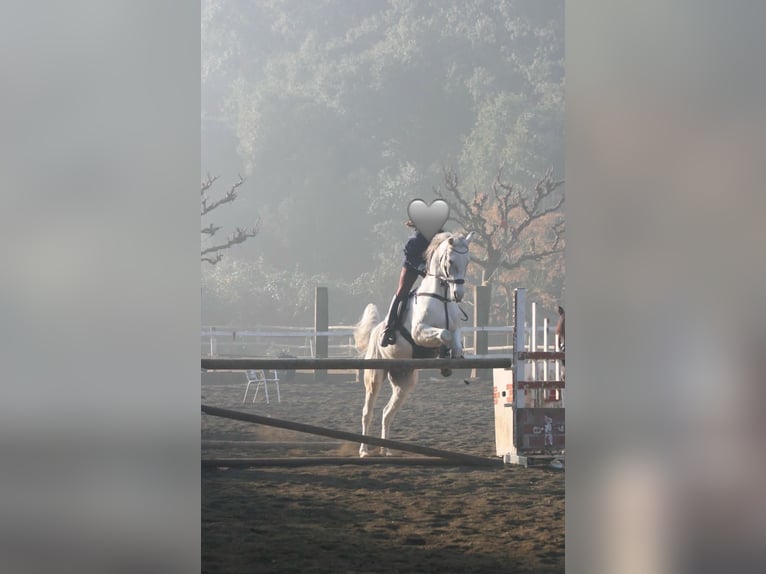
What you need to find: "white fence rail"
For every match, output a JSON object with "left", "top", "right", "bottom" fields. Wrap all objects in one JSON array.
[
  {"left": 202, "top": 304, "right": 559, "bottom": 372},
  {"left": 201, "top": 328, "right": 356, "bottom": 358}
]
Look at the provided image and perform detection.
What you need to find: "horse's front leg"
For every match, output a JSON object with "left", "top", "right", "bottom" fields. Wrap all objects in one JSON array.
[
  {"left": 437, "top": 327, "right": 463, "bottom": 378},
  {"left": 412, "top": 323, "right": 453, "bottom": 348},
  {"left": 450, "top": 326, "right": 464, "bottom": 359},
  {"left": 413, "top": 323, "right": 454, "bottom": 377}
]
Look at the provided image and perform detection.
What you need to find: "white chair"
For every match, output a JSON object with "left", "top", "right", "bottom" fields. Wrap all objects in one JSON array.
[{"left": 242, "top": 369, "right": 281, "bottom": 404}]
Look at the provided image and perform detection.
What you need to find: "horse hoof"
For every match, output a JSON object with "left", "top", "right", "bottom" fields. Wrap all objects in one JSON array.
[{"left": 440, "top": 368, "right": 452, "bottom": 378}]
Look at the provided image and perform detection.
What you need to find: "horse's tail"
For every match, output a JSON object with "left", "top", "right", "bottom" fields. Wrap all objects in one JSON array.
[{"left": 354, "top": 304, "right": 379, "bottom": 356}]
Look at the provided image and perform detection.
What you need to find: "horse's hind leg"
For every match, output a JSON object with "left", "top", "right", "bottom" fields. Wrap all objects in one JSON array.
[
  {"left": 380, "top": 369, "right": 417, "bottom": 456},
  {"left": 360, "top": 369, "right": 384, "bottom": 457}
]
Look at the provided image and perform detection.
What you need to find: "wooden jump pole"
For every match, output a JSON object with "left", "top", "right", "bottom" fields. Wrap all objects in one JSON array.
[
  {"left": 202, "top": 440, "right": 343, "bottom": 448},
  {"left": 517, "top": 351, "right": 565, "bottom": 361},
  {"left": 202, "top": 457, "right": 477, "bottom": 468},
  {"left": 201, "top": 357, "right": 513, "bottom": 371},
  {"left": 201, "top": 404, "right": 502, "bottom": 467}
]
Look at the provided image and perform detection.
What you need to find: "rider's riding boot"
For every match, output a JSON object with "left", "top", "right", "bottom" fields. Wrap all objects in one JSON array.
[{"left": 380, "top": 296, "right": 400, "bottom": 347}]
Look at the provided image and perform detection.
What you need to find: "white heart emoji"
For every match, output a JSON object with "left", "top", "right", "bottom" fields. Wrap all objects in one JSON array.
[{"left": 407, "top": 199, "right": 450, "bottom": 240}]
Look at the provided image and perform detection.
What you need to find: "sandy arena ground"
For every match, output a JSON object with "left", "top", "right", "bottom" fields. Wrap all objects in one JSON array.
[{"left": 202, "top": 370, "right": 564, "bottom": 573}]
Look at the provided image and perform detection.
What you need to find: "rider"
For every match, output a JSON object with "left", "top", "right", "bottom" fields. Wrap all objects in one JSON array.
[{"left": 380, "top": 219, "right": 441, "bottom": 347}]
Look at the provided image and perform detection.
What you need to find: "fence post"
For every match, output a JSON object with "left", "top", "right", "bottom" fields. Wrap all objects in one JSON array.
[
  {"left": 513, "top": 288, "right": 526, "bottom": 407},
  {"left": 314, "top": 286, "right": 329, "bottom": 382},
  {"left": 472, "top": 284, "right": 491, "bottom": 381}
]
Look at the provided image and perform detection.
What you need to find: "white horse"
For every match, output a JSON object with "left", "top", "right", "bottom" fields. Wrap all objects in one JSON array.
[{"left": 353, "top": 231, "right": 474, "bottom": 457}]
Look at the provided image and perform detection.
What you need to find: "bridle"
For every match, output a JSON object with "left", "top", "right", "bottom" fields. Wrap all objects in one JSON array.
[
  {"left": 428, "top": 244, "right": 467, "bottom": 292},
  {"left": 415, "top": 243, "right": 469, "bottom": 329}
]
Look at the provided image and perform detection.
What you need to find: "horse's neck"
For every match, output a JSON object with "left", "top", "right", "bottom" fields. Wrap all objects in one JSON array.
[
  {"left": 427, "top": 255, "right": 444, "bottom": 279},
  {"left": 418, "top": 254, "right": 445, "bottom": 291},
  {"left": 416, "top": 274, "right": 443, "bottom": 295},
  {"left": 415, "top": 252, "right": 451, "bottom": 300}
]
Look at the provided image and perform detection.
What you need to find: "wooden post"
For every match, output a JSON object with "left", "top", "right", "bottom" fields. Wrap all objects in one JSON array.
[
  {"left": 513, "top": 288, "right": 527, "bottom": 408},
  {"left": 531, "top": 301, "right": 539, "bottom": 404},
  {"left": 314, "top": 286, "right": 328, "bottom": 382},
  {"left": 543, "top": 317, "right": 549, "bottom": 383},
  {"left": 472, "top": 284, "right": 491, "bottom": 381}
]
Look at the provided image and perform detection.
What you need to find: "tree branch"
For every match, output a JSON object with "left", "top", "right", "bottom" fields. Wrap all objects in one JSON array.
[
  {"left": 438, "top": 163, "right": 564, "bottom": 283},
  {"left": 201, "top": 220, "right": 260, "bottom": 258},
  {"left": 201, "top": 173, "right": 258, "bottom": 265},
  {"left": 436, "top": 166, "right": 494, "bottom": 249},
  {"left": 201, "top": 174, "right": 246, "bottom": 216},
  {"left": 201, "top": 223, "right": 222, "bottom": 236},
  {"left": 201, "top": 173, "right": 219, "bottom": 194},
  {"left": 501, "top": 241, "right": 564, "bottom": 269},
  {"left": 201, "top": 253, "right": 224, "bottom": 265}
]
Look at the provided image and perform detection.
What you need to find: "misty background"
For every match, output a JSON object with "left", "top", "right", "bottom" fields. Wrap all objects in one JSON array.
[{"left": 201, "top": 0, "right": 564, "bottom": 329}]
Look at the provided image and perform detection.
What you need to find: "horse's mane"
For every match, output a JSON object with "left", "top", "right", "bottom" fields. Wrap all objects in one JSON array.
[{"left": 424, "top": 232, "right": 453, "bottom": 266}]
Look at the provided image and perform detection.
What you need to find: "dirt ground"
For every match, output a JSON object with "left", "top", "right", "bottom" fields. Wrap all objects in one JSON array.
[{"left": 202, "top": 370, "right": 564, "bottom": 573}]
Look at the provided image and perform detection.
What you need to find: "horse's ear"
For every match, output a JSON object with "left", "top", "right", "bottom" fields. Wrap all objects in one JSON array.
[
  {"left": 448, "top": 237, "right": 454, "bottom": 245},
  {"left": 466, "top": 231, "right": 475, "bottom": 243}
]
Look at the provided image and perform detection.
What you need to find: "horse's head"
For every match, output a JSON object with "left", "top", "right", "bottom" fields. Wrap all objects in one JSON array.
[{"left": 427, "top": 231, "right": 474, "bottom": 302}]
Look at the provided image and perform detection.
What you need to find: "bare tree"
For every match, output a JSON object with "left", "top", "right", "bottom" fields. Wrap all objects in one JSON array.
[
  {"left": 201, "top": 173, "right": 259, "bottom": 265},
  {"left": 434, "top": 165, "right": 564, "bottom": 285}
]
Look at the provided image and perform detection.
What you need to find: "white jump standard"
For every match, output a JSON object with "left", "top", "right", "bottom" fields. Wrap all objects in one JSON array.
[{"left": 493, "top": 288, "right": 565, "bottom": 467}]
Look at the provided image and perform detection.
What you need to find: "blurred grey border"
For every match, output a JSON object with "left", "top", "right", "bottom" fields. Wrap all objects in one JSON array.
[
  {"left": 0, "top": 2, "right": 200, "bottom": 573},
  {"left": 568, "top": 1, "right": 766, "bottom": 573},
  {"left": 3, "top": 1, "right": 766, "bottom": 573}
]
